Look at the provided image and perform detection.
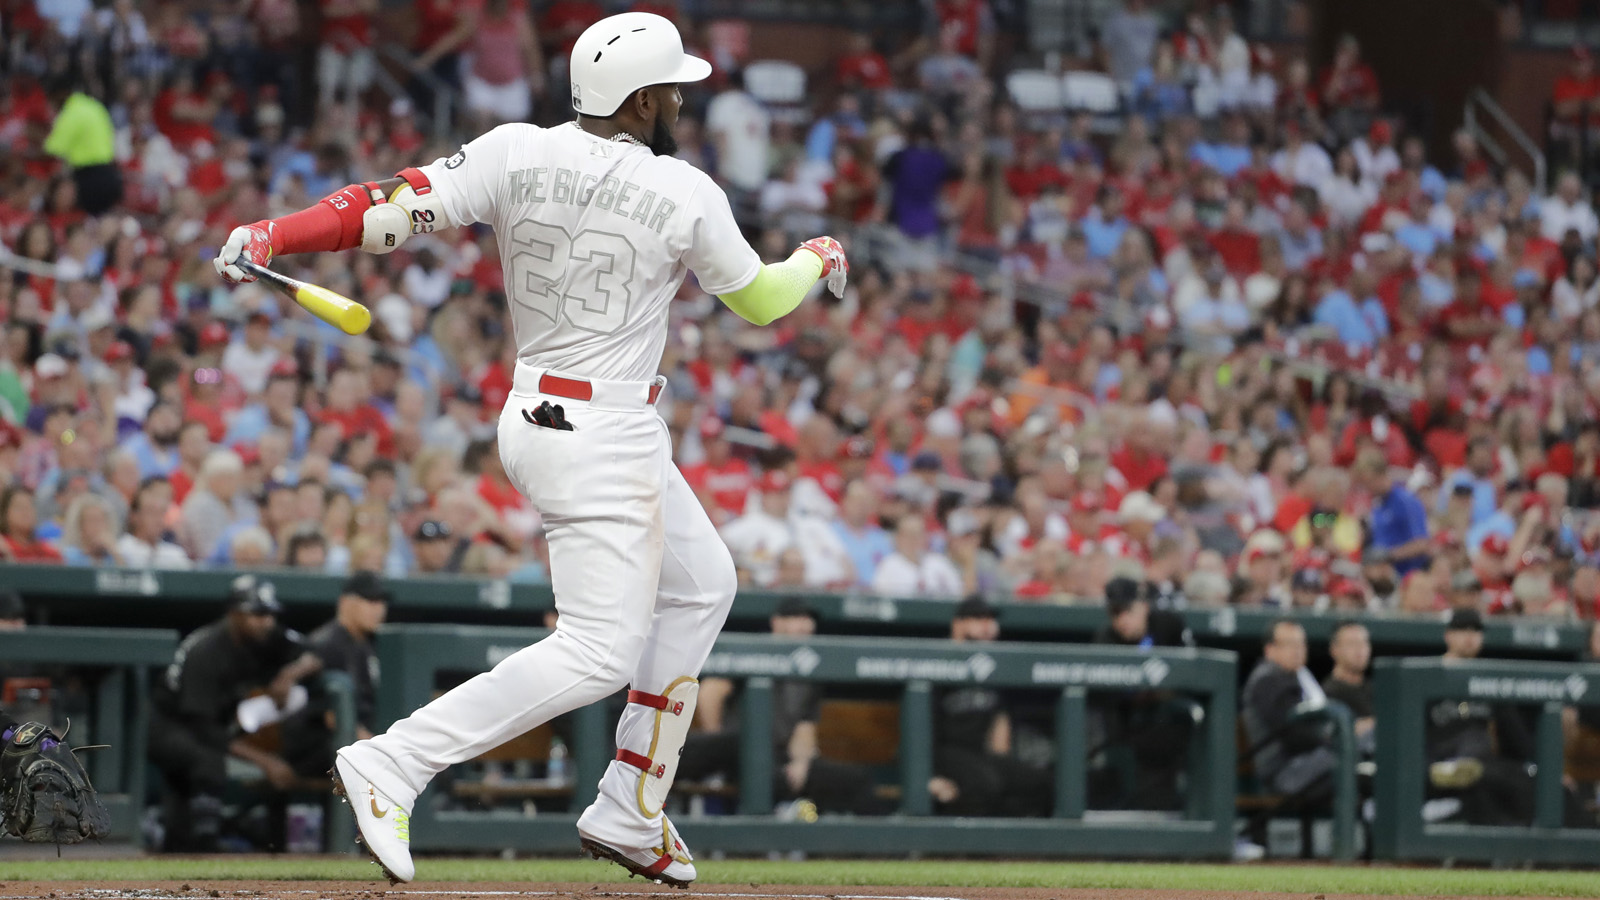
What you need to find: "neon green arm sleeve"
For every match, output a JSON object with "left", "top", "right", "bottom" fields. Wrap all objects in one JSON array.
[{"left": 716, "top": 249, "right": 824, "bottom": 326}]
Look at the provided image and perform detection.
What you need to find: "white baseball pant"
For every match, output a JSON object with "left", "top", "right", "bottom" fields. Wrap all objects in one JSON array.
[{"left": 345, "top": 365, "right": 737, "bottom": 847}]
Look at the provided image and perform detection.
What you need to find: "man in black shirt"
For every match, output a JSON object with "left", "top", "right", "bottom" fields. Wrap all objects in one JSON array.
[
  {"left": 1424, "top": 608, "right": 1560, "bottom": 826},
  {"left": 930, "top": 597, "right": 1052, "bottom": 817},
  {"left": 0, "top": 590, "right": 21, "bottom": 630},
  {"left": 1090, "top": 578, "right": 1194, "bottom": 809},
  {"left": 1320, "top": 621, "right": 1374, "bottom": 754},
  {"left": 679, "top": 598, "right": 888, "bottom": 815},
  {"left": 282, "top": 571, "right": 390, "bottom": 778},
  {"left": 147, "top": 575, "right": 323, "bottom": 851},
  {"left": 1241, "top": 619, "right": 1336, "bottom": 802}
]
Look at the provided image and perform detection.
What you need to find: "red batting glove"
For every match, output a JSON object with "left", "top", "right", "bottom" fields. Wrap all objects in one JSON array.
[
  {"left": 213, "top": 221, "right": 277, "bottom": 284},
  {"left": 798, "top": 235, "right": 849, "bottom": 298}
]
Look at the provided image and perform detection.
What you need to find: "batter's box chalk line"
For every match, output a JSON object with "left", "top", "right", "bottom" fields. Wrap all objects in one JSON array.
[{"left": 9, "top": 883, "right": 960, "bottom": 890}]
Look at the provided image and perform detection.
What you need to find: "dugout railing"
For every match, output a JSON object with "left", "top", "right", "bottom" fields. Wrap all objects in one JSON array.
[
  {"left": 4, "top": 564, "right": 1591, "bottom": 660},
  {"left": 373, "top": 625, "right": 1241, "bottom": 859},
  {"left": 1372, "top": 657, "right": 1600, "bottom": 864}
]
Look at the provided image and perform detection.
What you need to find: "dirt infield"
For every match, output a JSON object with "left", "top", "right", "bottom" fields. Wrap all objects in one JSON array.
[{"left": 0, "top": 881, "right": 1577, "bottom": 900}]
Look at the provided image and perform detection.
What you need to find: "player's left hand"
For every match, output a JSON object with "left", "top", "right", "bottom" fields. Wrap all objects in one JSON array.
[
  {"left": 215, "top": 222, "right": 275, "bottom": 284},
  {"left": 799, "top": 236, "right": 849, "bottom": 299}
]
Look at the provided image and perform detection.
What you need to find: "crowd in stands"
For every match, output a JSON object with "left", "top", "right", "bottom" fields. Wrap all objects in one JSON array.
[{"left": 6, "top": 0, "right": 1600, "bottom": 625}]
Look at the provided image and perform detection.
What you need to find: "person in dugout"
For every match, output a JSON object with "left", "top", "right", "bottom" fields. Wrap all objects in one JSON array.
[
  {"left": 679, "top": 597, "right": 892, "bottom": 816},
  {"left": 929, "top": 597, "right": 1053, "bottom": 817},
  {"left": 281, "top": 571, "right": 391, "bottom": 779},
  {"left": 147, "top": 575, "right": 323, "bottom": 851}
]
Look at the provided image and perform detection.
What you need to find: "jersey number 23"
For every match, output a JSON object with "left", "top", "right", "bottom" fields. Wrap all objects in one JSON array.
[{"left": 508, "top": 219, "right": 637, "bottom": 335}]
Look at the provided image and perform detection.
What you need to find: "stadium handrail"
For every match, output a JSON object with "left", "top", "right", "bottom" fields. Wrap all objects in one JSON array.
[{"left": 2, "top": 563, "right": 1589, "bottom": 657}]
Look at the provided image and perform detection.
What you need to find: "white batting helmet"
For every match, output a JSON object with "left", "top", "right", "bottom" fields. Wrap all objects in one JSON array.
[{"left": 569, "top": 12, "right": 711, "bottom": 117}]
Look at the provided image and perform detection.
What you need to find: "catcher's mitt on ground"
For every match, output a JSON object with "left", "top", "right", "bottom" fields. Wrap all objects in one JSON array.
[{"left": 0, "top": 722, "right": 110, "bottom": 844}]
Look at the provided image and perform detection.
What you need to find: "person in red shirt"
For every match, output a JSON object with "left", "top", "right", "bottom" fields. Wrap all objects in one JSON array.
[
  {"left": 1502, "top": 218, "right": 1561, "bottom": 286},
  {"left": 1111, "top": 414, "right": 1170, "bottom": 493},
  {"left": 183, "top": 368, "right": 229, "bottom": 443},
  {"left": 541, "top": 0, "right": 604, "bottom": 57},
  {"left": 835, "top": 32, "right": 893, "bottom": 91},
  {"left": 945, "top": 151, "right": 1000, "bottom": 257},
  {"left": 317, "top": 367, "right": 393, "bottom": 456},
  {"left": 1276, "top": 56, "right": 1319, "bottom": 121},
  {"left": 166, "top": 421, "right": 213, "bottom": 507},
  {"left": 685, "top": 329, "right": 749, "bottom": 409},
  {"left": 0, "top": 485, "right": 62, "bottom": 563},
  {"left": 0, "top": 78, "right": 52, "bottom": 153},
  {"left": 826, "top": 142, "right": 880, "bottom": 223},
  {"left": 317, "top": 0, "right": 378, "bottom": 108},
  {"left": 472, "top": 439, "right": 540, "bottom": 544},
  {"left": 1011, "top": 542, "right": 1069, "bottom": 600},
  {"left": 1545, "top": 420, "right": 1600, "bottom": 480},
  {"left": 1318, "top": 34, "right": 1380, "bottom": 113},
  {"left": 1234, "top": 144, "right": 1290, "bottom": 209},
  {"left": 1104, "top": 491, "right": 1164, "bottom": 563},
  {"left": 679, "top": 417, "right": 753, "bottom": 525},
  {"left": 412, "top": 0, "right": 481, "bottom": 94},
  {"left": 1553, "top": 45, "right": 1600, "bottom": 128},
  {"left": 933, "top": 0, "right": 993, "bottom": 62},
  {"left": 387, "top": 100, "right": 427, "bottom": 157},
  {"left": 794, "top": 416, "right": 846, "bottom": 505},
  {"left": 1004, "top": 137, "right": 1067, "bottom": 202},
  {"left": 1063, "top": 491, "right": 1117, "bottom": 553},
  {"left": 152, "top": 69, "right": 218, "bottom": 152},
  {"left": 1333, "top": 400, "right": 1414, "bottom": 469},
  {"left": 1210, "top": 198, "right": 1260, "bottom": 276},
  {"left": 1437, "top": 269, "right": 1501, "bottom": 350}
]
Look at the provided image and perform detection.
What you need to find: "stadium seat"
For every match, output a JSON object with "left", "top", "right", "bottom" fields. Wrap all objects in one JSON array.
[
  {"left": 1061, "top": 71, "right": 1120, "bottom": 113},
  {"left": 1006, "top": 69, "right": 1065, "bottom": 114},
  {"left": 743, "top": 60, "right": 809, "bottom": 123}
]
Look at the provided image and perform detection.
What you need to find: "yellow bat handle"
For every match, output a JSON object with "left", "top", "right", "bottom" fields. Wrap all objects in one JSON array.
[
  {"left": 237, "top": 259, "right": 372, "bottom": 336},
  {"left": 295, "top": 282, "right": 372, "bottom": 336}
]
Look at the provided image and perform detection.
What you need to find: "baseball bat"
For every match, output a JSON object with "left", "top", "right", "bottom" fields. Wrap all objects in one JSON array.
[{"left": 236, "top": 259, "right": 372, "bottom": 336}]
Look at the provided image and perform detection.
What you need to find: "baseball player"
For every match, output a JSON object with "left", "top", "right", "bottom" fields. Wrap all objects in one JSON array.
[{"left": 213, "top": 11, "right": 847, "bottom": 888}]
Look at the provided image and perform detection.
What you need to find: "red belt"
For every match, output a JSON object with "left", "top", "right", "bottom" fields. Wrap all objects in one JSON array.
[{"left": 538, "top": 373, "right": 661, "bottom": 406}]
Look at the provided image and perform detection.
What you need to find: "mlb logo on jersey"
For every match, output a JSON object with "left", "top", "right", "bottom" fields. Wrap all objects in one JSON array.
[{"left": 571, "top": 82, "right": 583, "bottom": 111}]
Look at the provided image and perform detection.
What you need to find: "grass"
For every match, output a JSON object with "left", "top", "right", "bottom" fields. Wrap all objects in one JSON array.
[{"left": 0, "top": 858, "right": 1597, "bottom": 896}]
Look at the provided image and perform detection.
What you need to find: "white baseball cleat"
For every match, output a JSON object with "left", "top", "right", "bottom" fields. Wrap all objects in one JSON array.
[
  {"left": 332, "top": 750, "right": 415, "bottom": 884},
  {"left": 577, "top": 803, "right": 697, "bottom": 888}
]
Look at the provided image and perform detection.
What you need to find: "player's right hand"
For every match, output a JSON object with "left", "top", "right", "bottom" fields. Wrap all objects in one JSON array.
[
  {"left": 214, "top": 222, "right": 275, "bottom": 284},
  {"left": 799, "top": 235, "right": 849, "bottom": 298}
]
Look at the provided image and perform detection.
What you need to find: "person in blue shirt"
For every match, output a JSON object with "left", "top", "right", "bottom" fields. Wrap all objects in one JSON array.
[
  {"left": 223, "top": 366, "right": 311, "bottom": 457},
  {"left": 1275, "top": 201, "right": 1323, "bottom": 271},
  {"left": 803, "top": 95, "right": 866, "bottom": 164},
  {"left": 1190, "top": 114, "right": 1252, "bottom": 178},
  {"left": 269, "top": 142, "right": 350, "bottom": 200},
  {"left": 1467, "top": 479, "right": 1528, "bottom": 553},
  {"left": 1081, "top": 186, "right": 1131, "bottom": 260},
  {"left": 1436, "top": 437, "right": 1498, "bottom": 526},
  {"left": 1401, "top": 136, "right": 1448, "bottom": 200},
  {"left": 1354, "top": 448, "right": 1431, "bottom": 575},
  {"left": 118, "top": 400, "right": 182, "bottom": 480},
  {"left": 1392, "top": 195, "right": 1439, "bottom": 258},
  {"left": 1313, "top": 285, "right": 1388, "bottom": 349},
  {"left": 208, "top": 481, "right": 298, "bottom": 566},
  {"left": 833, "top": 479, "right": 894, "bottom": 588},
  {"left": 1058, "top": 113, "right": 1104, "bottom": 167}
]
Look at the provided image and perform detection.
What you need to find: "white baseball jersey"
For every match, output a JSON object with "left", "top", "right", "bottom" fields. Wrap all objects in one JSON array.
[{"left": 418, "top": 122, "right": 761, "bottom": 382}]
